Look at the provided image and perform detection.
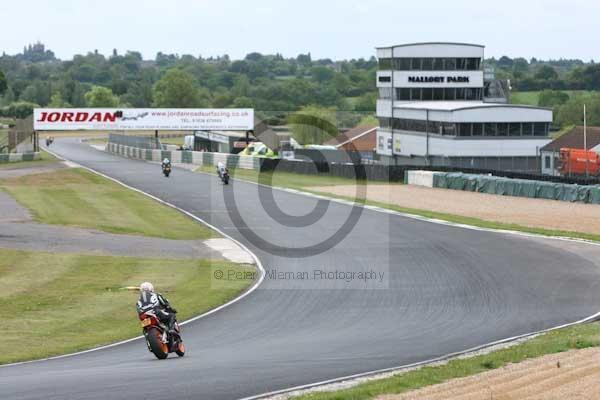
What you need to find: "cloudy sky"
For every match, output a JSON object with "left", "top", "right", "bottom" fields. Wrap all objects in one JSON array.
[{"left": 1, "top": 0, "right": 599, "bottom": 61}]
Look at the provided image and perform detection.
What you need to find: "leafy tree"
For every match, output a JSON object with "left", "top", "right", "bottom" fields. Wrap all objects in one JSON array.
[
  {"left": 534, "top": 65, "right": 558, "bottom": 81},
  {"left": 232, "top": 96, "right": 254, "bottom": 108},
  {"left": 556, "top": 93, "right": 600, "bottom": 127},
  {"left": 538, "top": 90, "right": 569, "bottom": 108},
  {"left": 0, "top": 101, "right": 38, "bottom": 118},
  {"left": 311, "top": 66, "right": 335, "bottom": 83},
  {"left": 153, "top": 69, "right": 208, "bottom": 107},
  {"left": 288, "top": 105, "right": 338, "bottom": 145},
  {"left": 0, "top": 69, "right": 7, "bottom": 96},
  {"left": 48, "top": 92, "right": 70, "bottom": 107},
  {"left": 353, "top": 92, "right": 377, "bottom": 112},
  {"left": 84, "top": 86, "right": 119, "bottom": 107}
]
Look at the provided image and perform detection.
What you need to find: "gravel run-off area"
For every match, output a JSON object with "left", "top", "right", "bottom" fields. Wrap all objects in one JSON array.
[
  {"left": 310, "top": 184, "right": 600, "bottom": 236},
  {"left": 377, "top": 347, "right": 600, "bottom": 400}
]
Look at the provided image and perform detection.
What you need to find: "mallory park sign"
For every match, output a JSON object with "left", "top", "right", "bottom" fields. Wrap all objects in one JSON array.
[{"left": 408, "top": 76, "right": 470, "bottom": 83}]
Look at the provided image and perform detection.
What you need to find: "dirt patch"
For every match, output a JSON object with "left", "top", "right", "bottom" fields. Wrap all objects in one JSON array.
[
  {"left": 0, "top": 162, "right": 68, "bottom": 180},
  {"left": 377, "top": 347, "right": 600, "bottom": 400},
  {"left": 0, "top": 167, "right": 88, "bottom": 186},
  {"left": 310, "top": 184, "right": 600, "bottom": 236}
]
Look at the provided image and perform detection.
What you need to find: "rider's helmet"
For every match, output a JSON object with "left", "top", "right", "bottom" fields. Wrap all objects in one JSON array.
[
  {"left": 140, "top": 282, "right": 154, "bottom": 293},
  {"left": 163, "top": 158, "right": 170, "bottom": 164}
]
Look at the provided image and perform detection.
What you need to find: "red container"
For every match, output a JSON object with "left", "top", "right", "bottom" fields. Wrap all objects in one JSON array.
[{"left": 559, "top": 148, "right": 600, "bottom": 176}]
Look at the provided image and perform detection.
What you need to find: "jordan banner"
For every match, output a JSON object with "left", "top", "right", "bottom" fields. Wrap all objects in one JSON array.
[{"left": 34, "top": 108, "right": 254, "bottom": 131}]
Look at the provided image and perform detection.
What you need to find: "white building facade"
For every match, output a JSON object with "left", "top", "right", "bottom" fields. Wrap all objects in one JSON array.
[{"left": 376, "top": 42, "right": 552, "bottom": 172}]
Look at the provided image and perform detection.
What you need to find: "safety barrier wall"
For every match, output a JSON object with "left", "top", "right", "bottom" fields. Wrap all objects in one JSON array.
[
  {"left": 0, "top": 152, "right": 41, "bottom": 163},
  {"left": 106, "top": 142, "right": 258, "bottom": 170},
  {"left": 405, "top": 170, "right": 600, "bottom": 205}
]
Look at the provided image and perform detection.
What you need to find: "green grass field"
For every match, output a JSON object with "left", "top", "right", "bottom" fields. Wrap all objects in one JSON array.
[
  {"left": 293, "top": 322, "right": 600, "bottom": 399},
  {"left": 197, "top": 165, "right": 386, "bottom": 190},
  {"left": 0, "top": 168, "right": 216, "bottom": 239},
  {"left": 0, "top": 248, "right": 254, "bottom": 364},
  {"left": 510, "top": 90, "right": 595, "bottom": 106}
]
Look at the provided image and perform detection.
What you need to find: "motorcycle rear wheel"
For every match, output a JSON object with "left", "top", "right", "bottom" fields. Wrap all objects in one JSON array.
[{"left": 147, "top": 327, "right": 169, "bottom": 359}]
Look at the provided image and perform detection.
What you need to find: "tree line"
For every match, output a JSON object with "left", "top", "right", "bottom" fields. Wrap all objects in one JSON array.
[
  {"left": 1, "top": 44, "right": 600, "bottom": 130},
  {"left": 0, "top": 43, "right": 377, "bottom": 125}
]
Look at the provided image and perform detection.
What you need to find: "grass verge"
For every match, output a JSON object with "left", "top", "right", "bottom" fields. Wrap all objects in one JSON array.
[
  {"left": 0, "top": 168, "right": 216, "bottom": 240},
  {"left": 206, "top": 166, "right": 600, "bottom": 243},
  {"left": 293, "top": 322, "right": 600, "bottom": 399},
  {"left": 0, "top": 150, "right": 59, "bottom": 170},
  {"left": 196, "top": 165, "right": 387, "bottom": 190},
  {"left": 0, "top": 248, "right": 254, "bottom": 365}
]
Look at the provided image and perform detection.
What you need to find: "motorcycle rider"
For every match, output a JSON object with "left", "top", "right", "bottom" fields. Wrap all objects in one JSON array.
[
  {"left": 162, "top": 158, "right": 171, "bottom": 171},
  {"left": 216, "top": 161, "right": 227, "bottom": 179},
  {"left": 136, "top": 282, "right": 177, "bottom": 334}
]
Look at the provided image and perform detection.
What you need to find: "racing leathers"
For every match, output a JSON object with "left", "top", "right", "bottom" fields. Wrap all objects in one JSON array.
[{"left": 137, "top": 290, "right": 177, "bottom": 333}]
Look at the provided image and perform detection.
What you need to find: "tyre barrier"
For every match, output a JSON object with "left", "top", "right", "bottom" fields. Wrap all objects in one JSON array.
[{"left": 405, "top": 170, "right": 600, "bottom": 205}]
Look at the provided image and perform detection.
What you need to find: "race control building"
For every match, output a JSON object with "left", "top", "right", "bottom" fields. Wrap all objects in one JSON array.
[{"left": 375, "top": 42, "right": 552, "bottom": 172}]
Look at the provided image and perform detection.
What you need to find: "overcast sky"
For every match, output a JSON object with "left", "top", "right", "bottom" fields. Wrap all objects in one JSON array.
[{"left": 1, "top": 0, "right": 599, "bottom": 61}]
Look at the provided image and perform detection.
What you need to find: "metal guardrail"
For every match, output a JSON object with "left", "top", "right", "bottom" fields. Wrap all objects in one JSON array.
[{"left": 108, "top": 133, "right": 161, "bottom": 150}]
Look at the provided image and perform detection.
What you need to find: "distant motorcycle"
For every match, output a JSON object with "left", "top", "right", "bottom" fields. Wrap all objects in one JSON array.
[
  {"left": 162, "top": 164, "right": 171, "bottom": 177},
  {"left": 220, "top": 168, "right": 230, "bottom": 185},
  {"left": 138, "top": 309, "right": 185, "bottom": 360}
]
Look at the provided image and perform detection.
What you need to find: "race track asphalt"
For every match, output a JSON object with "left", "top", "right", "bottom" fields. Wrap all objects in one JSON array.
[{"left": 2, "top": 138, "right": 600, "bottom": 400}]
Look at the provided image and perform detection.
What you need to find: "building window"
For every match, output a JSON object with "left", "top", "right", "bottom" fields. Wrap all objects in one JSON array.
[
  {"left": 433, "top": 88, "right": 444, "bottom": 100},
  {"left": 444, "top": 88, "right": 456, "bottom": 100},
  {"left": 509, "top": 123, "right": 521, "bottom": 136},
  {"left": 484, "top": 123, "right": 497, "bottom": 136},
  {"left": 442, "top": 123, "right": 456, "bottom": 136},
  {"left": 497, "top": 123, "right": 508, "bottom": 136},
  {"left": 467, "top": 58, "right": 478, "bottom": 70},
  {"left": 465, "top": 88, "right": 480, "bottom": 100},
  {"left": 433, "top": 58, "right": 444, "bottom": 70},
  {"left": 411, "top": 58, "right": 422, "bottom": 70},
  {"left": 421, "top": 58, "right": 433, "bottom": 70},
  {"left": 379, "top": 87, "right": 392, "bottom": 99},
  {"left": 472, "top": 123, "right": 483, "bottom": 136},
  {"left": 534, "top": 123, "right": 548, "bottom": 136},
  {"left": 411, "top": 88, "right": 422, "bottom": 101},
  {"left": 544, "top": 155, "right": 551, "bottom": 169},
  {"left": 444, "top": 58, "right": 456, "bottom": 70},
  {"left": 422, "top": 88, "right": 433, "bottom": 101},
  {"left": 458, "top": 123, "right": 472, "bottom": 136},
  {"left": 378, "top": 118, "right": 391, "bottom": 129},
  {"left": 379, "top": 58, "right": 392, "bottom": 69},
  {"left": 397, "top": 88, "right": 411, "bottom": 100}
]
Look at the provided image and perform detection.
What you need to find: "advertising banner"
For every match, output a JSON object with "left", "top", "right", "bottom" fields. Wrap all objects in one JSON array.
[{"left": 34, "top": 108, "right": 254, "bottom": 131}]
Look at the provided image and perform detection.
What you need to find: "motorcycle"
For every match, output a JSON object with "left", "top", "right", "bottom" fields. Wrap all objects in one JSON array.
[
  {"left": 220, "top": 168, "right": 230, "bottom": 185},
  {"left": 162, "top": 164, "right": 171, "bottom": 178},
  {"left": 138, "top": 309, "right": 185, "bottom": 359}
]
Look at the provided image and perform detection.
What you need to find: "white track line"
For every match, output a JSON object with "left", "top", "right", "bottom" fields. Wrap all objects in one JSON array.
[{"left": 0, "top": 145, "right": 265, "bottom": 369}]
